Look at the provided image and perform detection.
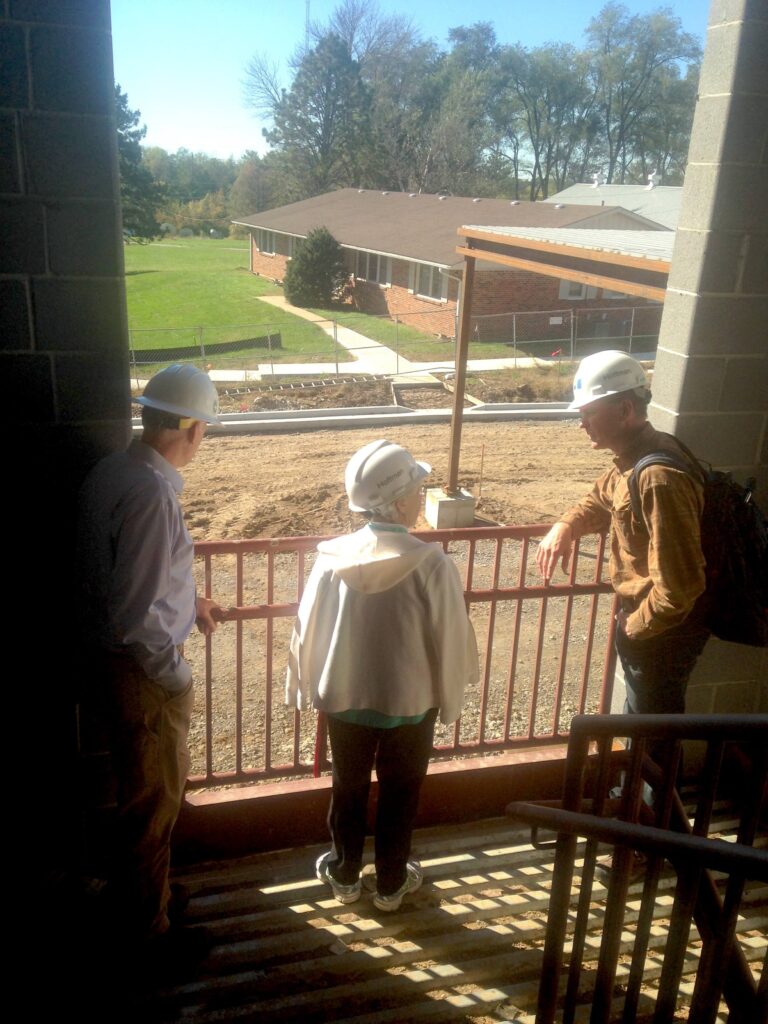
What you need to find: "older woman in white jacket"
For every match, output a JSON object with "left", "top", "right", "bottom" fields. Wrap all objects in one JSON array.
[{"left": 286, "top": 440, "right": 478, "bottom": 911}]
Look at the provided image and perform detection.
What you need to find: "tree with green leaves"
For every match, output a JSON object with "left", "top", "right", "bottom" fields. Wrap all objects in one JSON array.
[
  {"left": 261, "top": 34, "right": 373, "bottom": 198},
  {"left": 283, "top": 227, "right": 347, "bottom": 307},
  {"left": 585, "top": 3, "right": 700, "bottom": 182},
  {"left": 114, "top": 85, "right": 164, "bottom": 240}
]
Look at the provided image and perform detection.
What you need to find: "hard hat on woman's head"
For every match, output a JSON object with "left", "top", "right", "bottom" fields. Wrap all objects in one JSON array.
[
  {"left": 569, "top": 350, "right": 650, "bottom": 410},
  {"left": 135, "top": 364, "right": 221, "bottom": 424},
  {"left": 345, "top": 439, "right": 430, "bottom": 513}
]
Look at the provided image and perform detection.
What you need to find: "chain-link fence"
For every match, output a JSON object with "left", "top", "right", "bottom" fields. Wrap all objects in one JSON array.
[
  {"left": 128, "top": 303, "right": 662, "bottom": 387},
  {"left": 469, "top": 304, "right": 662, "bottom": 359}
]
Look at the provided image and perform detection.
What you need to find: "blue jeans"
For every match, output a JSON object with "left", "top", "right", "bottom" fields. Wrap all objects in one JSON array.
[
  {"left": 615, "top": 620, "right": 709, "bottom": 795},
  {"left": 616, "top": 620, "right": 710, "bottom": 717},
  {"left": 326, "top": 709, "right": 438, "bottom": 896}
]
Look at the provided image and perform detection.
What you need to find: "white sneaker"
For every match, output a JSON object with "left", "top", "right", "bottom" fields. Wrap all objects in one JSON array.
[
  {"left": 373, "top": 860, "right": 423, "bottom": 912},
  {"left": 315, "top": 852, "right": 361, "bottom": 904}
]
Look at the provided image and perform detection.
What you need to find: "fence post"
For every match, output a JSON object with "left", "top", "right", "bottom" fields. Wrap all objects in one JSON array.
[
  {"left": 629, "top": 307, "right": 636, "bottom": 354},
  {"left": 570, "top": 310, "right": 575, "bottom": 361},
  {"left": 197, "top": 326, "right": 205, "bottom": 367},
  {"left": 512, "top": 313, "right": 517, "bottom": 369},
  {"left": 333, "top": 320, "right": 339, "bottom": 376},
  {"left": 268, "top": 331, "right": 275, "bottom": 377},
  {"left": 395, "top": 317, "right": 400, "bottom": 375},
  {"left": 129, "top": 336, "right": 140, "bottom": 391}
]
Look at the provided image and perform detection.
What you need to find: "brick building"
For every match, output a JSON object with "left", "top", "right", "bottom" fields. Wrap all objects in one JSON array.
[{"left": 233, "top": 190, "right": 665, "bottom": 339}]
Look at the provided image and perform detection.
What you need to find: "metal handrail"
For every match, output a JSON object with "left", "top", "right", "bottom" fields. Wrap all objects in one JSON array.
[
  {"left": 506, "top": 713, "right": 768, "bottom": 1024},
  {"left": 189, "top": 526, "right": 618, "bottom": 789}
]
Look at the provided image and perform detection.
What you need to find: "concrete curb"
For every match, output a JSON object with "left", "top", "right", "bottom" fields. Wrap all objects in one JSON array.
[{"left": 131, "top": 402, "right": 579, "bottom": 436}]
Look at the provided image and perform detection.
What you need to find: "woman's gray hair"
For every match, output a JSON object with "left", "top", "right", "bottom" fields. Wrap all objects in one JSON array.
[{"left": 361, "top": 499, "right": 399, "bottom": 523}]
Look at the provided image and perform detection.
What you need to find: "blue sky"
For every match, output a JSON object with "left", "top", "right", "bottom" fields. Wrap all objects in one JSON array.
[{"left": 110, "top": 0, "right": 708, "bottom": 160}]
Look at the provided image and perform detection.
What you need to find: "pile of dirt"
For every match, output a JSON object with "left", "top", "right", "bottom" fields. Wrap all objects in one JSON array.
[{"left": 217, "top": 380, "right": 393, "bottom": 413}]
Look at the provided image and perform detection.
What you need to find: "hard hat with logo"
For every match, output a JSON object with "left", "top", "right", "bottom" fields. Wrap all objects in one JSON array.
[
  {"left": 345, "top": 439, "right": 431, "bottom": 512},
  {"left": 569, "top": 350, "right": 650, "bottom": 410},
  {"left": 135, "top": 364, "right": 221, "bottom": 424}
]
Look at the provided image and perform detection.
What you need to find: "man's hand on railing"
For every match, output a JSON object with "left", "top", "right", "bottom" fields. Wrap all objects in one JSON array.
[
  {"left": 196, "top": 595, "right": 225, "bottom": 635},
  {"left": 536, "top": 521, "right": 573, "bottom": 582}
]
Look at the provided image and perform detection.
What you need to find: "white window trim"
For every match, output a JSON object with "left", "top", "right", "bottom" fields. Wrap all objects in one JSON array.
[
  {"left": 558, "top": 279, "right": 597, "bottom": 300},
  {"left": 257, "top": 229, "right": 275, "bottom": 255},
  {"left": 354, "top": 251, "right": 390, "bottom": 287},
  {"left": 412, "top": 262, "right": 448, "bottom": 303}
]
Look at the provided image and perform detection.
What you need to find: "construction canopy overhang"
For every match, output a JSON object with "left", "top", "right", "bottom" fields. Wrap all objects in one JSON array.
[{"left": 444, "top": 226, "right": 673, "bottom": 493}]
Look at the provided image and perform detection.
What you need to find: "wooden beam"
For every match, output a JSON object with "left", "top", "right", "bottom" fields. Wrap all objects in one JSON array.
[
  {"left": 447, "top": 254, "right": 475, "bottom": 495},
  {"left": 460, "top": 227, "right": 671, "bottom": 274},
  {"left": 455, "top": 245, "right": 667, "bottom": 302}
]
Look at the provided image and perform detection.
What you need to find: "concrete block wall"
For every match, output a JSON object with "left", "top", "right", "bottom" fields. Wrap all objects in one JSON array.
[
  {"left": 639, "top": 0, "right": 768, "bottom": 715},
  {"left": 1, "top": 0, "right": 130, "bottom": 876},
  {"left": 1, "top": 0, "right": 129, "bottom": 452}
]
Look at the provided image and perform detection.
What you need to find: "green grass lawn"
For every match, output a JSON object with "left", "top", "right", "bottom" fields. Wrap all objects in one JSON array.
[{"left": 124, "top": 238, "right": 335, "bottom": 365}]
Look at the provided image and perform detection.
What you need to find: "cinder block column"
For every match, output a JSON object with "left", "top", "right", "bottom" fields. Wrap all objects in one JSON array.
[
  {"left": 637, "top": 0, "right": 768, "bottom": 713},
  {"left": 1, "top": 0, "right": 130, "bottom": 876}
]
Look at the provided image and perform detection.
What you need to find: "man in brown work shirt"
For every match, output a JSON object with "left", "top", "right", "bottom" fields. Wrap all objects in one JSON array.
[{"left": 537, "top": 351, "right": 710, "bottom": 720}]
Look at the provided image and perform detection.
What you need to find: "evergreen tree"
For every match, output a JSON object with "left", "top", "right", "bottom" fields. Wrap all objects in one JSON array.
[
  {"left": 283, "top": 227, "right": 347, "bottom": 307},
  {"left": 115, "top": 85, "right": 164, "bottom": 240}
]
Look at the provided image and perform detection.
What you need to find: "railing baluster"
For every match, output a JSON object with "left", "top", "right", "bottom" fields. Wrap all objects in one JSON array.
[
  {"left": 203, "top": 549, "right": 213, "bottom": 783},
  {"left": 235, "top": 549, "right": 243, "bottom": 776},
  {"left": 191, "top": 526, "right": 616, "bottom": 787},
  {"left": 264, "top": 548, "right": 274, "bottom": 771}
]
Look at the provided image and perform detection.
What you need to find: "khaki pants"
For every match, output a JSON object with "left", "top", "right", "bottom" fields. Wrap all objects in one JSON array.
[{"left": 102, "top": 655, "right": 193, "bottom": 939}]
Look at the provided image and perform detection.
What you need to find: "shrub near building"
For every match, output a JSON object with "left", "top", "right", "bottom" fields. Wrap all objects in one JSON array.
[{"left": 284, "top": 227, "right": 347, "bottom": 307}]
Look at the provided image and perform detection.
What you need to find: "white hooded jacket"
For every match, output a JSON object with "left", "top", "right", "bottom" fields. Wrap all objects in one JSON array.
[{"left": 285, "top": 524, "right": 478, "bottom": 724}]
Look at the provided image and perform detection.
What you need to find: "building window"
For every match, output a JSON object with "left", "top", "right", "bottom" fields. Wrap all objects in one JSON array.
[
  {"left": 558, "top": 280, "right": 597, "bottom": 300},
  {"left": 257, "top": 229, "right": 275, "bottom": 254},
  {"left": 602, "top": 288, "right": 629, "bottom": 299},
  {"left": 355, "top": 251, "right": 388, "bottom": 284},
  {"left": 415, "top": 263, "right": 444, "bottom": 300}
]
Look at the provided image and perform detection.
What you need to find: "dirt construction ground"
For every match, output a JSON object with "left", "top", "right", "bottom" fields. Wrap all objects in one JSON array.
[{"left": 182, "top": 419, "right": 607, "bottom": 540}]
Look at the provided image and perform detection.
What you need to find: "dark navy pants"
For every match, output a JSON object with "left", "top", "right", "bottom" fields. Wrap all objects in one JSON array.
[{"left": 326, "top": 709, "right": 438, "bottom": 896}]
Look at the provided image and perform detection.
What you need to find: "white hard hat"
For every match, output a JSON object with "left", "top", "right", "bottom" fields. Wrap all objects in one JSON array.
[
  {"left": 345, "top": 439, "right": 431, "bottom": 512},
  {"left": 569, "top": 350, "right": 650, "bottom": 410},
  {"left": 135, "top": 364, "right": 221, "bottom": 424}
]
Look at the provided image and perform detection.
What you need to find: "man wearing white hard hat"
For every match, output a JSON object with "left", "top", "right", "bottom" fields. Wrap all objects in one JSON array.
[
  {"left": 79, "top": 364, "right": 223, "bottom": 966},
  {"left": 286, "top": 439, "right": 478, "bottom": 912},
  {"left": 537, "top": 351, "right": 709, "bottom": 723}
]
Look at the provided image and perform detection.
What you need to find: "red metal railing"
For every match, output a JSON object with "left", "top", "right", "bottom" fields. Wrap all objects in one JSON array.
[{"left": 187, "top": 526, "right": 618, "bottom": 790}]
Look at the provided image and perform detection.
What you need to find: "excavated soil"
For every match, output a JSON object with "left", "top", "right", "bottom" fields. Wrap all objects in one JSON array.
[{"left": 182, "top": 420, "right": 605, "bottom": 539}]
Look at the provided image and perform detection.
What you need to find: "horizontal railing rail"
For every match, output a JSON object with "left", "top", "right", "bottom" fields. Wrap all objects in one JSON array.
[{"left": 188, "top": 525, "right": 618, "bottom": 790}]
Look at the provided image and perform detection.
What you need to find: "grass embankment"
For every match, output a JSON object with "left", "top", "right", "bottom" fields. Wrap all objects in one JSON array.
[{"left": 124, "top": 238, "right": 335, "bottom": 366}]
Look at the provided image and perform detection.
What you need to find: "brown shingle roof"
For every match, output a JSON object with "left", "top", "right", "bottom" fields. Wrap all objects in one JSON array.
[{"left": 232, "top": 189, "right": 659, "bottom": 267}]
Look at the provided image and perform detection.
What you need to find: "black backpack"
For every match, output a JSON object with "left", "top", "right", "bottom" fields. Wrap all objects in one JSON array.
[{"left": 629, "top": 437, "right": 768, "bottom": 647}]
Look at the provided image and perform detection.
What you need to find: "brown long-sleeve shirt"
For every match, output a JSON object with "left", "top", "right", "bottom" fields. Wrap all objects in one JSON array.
[{"left": 560, "top": 423, "right": 706, "bottom": 641}]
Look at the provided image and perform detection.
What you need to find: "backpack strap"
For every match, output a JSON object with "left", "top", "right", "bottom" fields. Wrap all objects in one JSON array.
[{"left": 628, "top": 450, "right": 697, "bottom": 530}]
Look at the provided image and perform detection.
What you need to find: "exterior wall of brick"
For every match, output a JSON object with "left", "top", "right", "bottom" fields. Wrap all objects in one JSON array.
[{"left": 245, "top": 229, "right": 655, "bottom": 339}]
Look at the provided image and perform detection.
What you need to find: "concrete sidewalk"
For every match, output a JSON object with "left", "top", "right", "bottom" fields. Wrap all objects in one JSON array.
[{"left": 225, "top": 294, "right": 543, "bottom": 381}]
